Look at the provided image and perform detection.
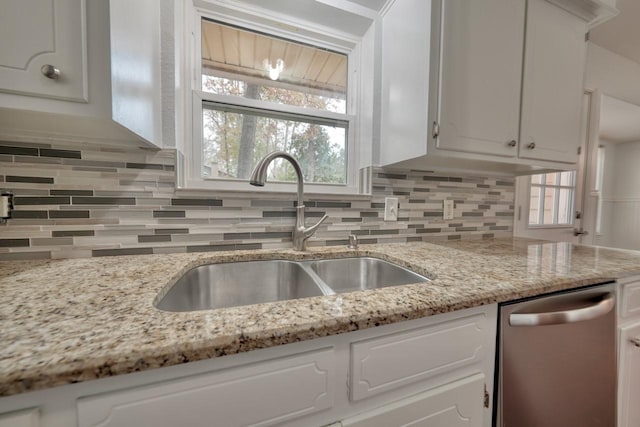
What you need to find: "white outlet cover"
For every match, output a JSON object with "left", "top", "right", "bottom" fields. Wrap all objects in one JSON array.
[
  {"left": 443, "top": 200, "right": 454, "bottom": 220},
  {"left": 384, "top": 197, "right": 398, "bottom": 221}
]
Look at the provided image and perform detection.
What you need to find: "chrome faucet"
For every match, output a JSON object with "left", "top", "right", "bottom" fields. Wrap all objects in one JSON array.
[{"left": 249, "top": 151, "right": 328, "bottom": 251}]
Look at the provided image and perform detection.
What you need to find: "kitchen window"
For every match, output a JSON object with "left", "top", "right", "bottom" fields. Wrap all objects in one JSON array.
[
  {"left": 528, "top": 171, "right": 576, "bottom": 226},
  {"left": 184, "top": 7, "right": 362, "bottom": 195}
]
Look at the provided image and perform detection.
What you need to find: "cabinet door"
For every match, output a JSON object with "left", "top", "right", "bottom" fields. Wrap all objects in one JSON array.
[
  {"left": 0, "top": 0, "right": 88, "bottom": 102},
  {"left": 77, "top": 348, "right": 335, "bottom": 427},
  {"left": 437, "top": 0, "right": 524, "bottom": 157},
  {"left": 0, "top": 408, "right": 39, "bottom": 427},
  {"left": 379, "top": 0, "right": 432, "bottom": 165},
  {"left": 519, "top": 0, "right": 586, "bottom": 164},
  {"left": 341, "top": 374, "right": 484, "bottom": 427},
  {"left": 619, "top": 322, "right": 640, "bottom": 427}
]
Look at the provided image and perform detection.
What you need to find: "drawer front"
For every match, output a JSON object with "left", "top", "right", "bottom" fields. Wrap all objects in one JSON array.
[
  {"left": 350, "top": 312, "right": 488, "bottom": 401},
  {"left": 342, "top": 373, "right": 485, "bottom": 427},
  {"left": 77, "top": 348, "right": 335, "bottom": 427},
  {"left": 621, "top": 280, "right": 640, "bottom": 319}
]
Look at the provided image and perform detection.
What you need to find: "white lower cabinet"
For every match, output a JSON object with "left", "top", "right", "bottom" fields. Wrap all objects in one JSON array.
[
  {"left": 0, "top": 408, "right": 39, "bottom": 427},
  {"left": 76, "top": 348, "right": 336, "bottom": 427},
  {"left": 341, "top": 374, "right": 484, "bottom": 427},
  {"left": 618, "top": 276, "right": 640, "bottom": 427},
  {"left": 619, "top": 322, "right": 640, "bottom": 427},
  {"left": 349, "top": 311, "right": 488, "bottom": 401},
  {"left": 0, "top": 305, "right": 497, "bottom": 427}
]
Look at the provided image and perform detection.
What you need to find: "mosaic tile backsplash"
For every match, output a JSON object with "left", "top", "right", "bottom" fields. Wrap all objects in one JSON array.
[{"left": 0, "top": 140, "right": 514, "bottom": 260}]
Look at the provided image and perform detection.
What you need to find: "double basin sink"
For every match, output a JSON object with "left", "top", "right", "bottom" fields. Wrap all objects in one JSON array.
[{"left": 155, "top": 257, "right": 430, "bottom": 312}]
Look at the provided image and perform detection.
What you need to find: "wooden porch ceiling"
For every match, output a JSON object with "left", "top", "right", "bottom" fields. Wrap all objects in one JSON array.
[{"left": 201, "top": 19, "right": 348, "bottom": 95}]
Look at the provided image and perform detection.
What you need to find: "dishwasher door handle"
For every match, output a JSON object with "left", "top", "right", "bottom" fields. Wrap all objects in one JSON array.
[{"left": 509, "top": 292, "right": 615, "bottom": 326}]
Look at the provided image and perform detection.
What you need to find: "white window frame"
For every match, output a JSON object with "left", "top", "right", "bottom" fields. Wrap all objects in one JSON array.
[
  {"left": 527, "top": 171, "right": 576, "bottom": 228},
  {"left": 180, "top": 0, "right": 365, "bottom": 196}
]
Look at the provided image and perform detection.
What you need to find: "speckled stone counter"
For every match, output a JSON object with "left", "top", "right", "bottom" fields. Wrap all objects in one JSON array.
[{"left": 1, "top": 238, "right": 640, "bottom": 397}]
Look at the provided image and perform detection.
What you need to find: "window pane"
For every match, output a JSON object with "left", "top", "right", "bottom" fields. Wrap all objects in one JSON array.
[
  {"left": 559, "top": 171, "right": 575, "bottom": 186},
  {"left": 542, "top": 187, "right": 557, "bottom": 224},
  {"left": 545, "top": 172, "right": 559, "bottom": 185},
  {"left": 529, "top": 186, "right": 541, "bottom": 225},
  {"left": 595, "top": 146, "right": 605, "bottom": 192},
  {"left": 531, "top": 174, "right": 543, "bottom": 185},
  {"left": 202, "top": 106, "right": 347, "bottom": 184},
  {"left": 557, "top": 188, "right": 573, "bottom": 225},
  {"left": 201, "top": 19, "right": 347, "bottom": 114}
]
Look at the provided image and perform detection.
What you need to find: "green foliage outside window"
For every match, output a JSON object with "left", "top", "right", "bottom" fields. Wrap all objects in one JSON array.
[{"left": 202, "top": 76, "right": 347, "bottom": 184}]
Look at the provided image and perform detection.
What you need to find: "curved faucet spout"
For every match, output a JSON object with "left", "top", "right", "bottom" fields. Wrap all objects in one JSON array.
[
  {"left": 249, "top": 151, "right": 328, "bottom": 251},
  {"left": 249, "top": 151, "right": 304, "bottom": 208}
]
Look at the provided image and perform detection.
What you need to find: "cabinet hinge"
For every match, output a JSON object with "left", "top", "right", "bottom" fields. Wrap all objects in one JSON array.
[
  {"left": 484, "top": 384, "right": 490, "bottom": 408},
  {"left": 432, "top": 121, "right": 440, "bottom": 139}
]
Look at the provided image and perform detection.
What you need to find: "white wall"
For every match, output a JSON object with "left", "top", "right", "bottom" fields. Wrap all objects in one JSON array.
[
  {"left": 597, "top": 139, "right": 640, "bottom": 250},
  {"left": 596, "top": 139, "right": 617, "bottom": 246},
  {"left": 584, "top": 42, "right": 640, "bottom": 249},
  {"left": 586, "top": 42, "right": 640, "bottom": 105}
]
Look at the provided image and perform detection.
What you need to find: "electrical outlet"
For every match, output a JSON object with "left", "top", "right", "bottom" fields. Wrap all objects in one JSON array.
[
  {"left": 384, "top": 197, "right": 398, "bottom": 221},
  {"left": 0, "top": 192, "right": 12, "bottom": 224},
  {"left": 443, "top": 200, "right": 454, "bottom": 220}
]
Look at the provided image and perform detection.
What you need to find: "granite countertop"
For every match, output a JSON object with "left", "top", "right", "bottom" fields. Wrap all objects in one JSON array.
[{"left": 2, "top": 237, "right": 640, "bottom": 397}]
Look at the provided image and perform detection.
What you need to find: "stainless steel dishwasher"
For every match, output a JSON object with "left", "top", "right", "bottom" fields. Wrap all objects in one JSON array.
[{"left": 497, "top": 282, "right": 616, "bottom": 427}]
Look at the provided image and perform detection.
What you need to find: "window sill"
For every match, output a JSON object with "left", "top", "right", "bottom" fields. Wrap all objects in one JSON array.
[
  {"left": 176, "top": 181, "right": 373, "bottom": 200},
  {"left": 526, "top": 224, "right": 575, "bottom": 230}
]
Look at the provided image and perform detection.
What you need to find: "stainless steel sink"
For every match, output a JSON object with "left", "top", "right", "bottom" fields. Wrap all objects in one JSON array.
[
  {"left": 155, "top": 260, "right": 329, "bottom": 312},
  {"left": 308, "top": 257, "right": 429, "bottom": 293},
  {"left": 154, "top": 257, "right": 429, "bottom": 312}
]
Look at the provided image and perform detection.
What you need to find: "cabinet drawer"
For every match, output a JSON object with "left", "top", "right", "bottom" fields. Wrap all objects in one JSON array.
[
  {"left": 0, "top": 408, "right": 39, "bottom": 427},
  {"left": 350, "top": 312, "right": 489, "bottom": 401},
  {"left": 621, "top": 280, "right": 640, "bottom": 319},
  {"left": 77, "top": 348, "right": 335, "bottom": 427},
  {"left": 342, "top": 373, "right": 484, "bottom": 427}
]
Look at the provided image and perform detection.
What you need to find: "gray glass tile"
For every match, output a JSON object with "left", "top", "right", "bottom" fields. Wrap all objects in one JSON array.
[
  {"left": 15, "top": 196, "right": 70, "bottom": 205},
  {"left": 0, "top": 238, "right": 30, "bottom": 247},
  {"left": 50, "top": 190, "right": 94, "bottom": 196},
  {"left": 72, "top": 197, "right": 136, "bottom": 205},
  {"left": 39, "top": 148, "right": 81, "bottom": 159},
  {"left": 6, "top": 176, "right": 54, "bottom": 184},
  {"left": 171, "top": 198, "right": 222, "bottom": 206},
  {"left": 52, "top": 230, "right": 95, "bottom": 237},
  {"left": 0, "top": 146, "right": 38, "bottom": 156},
  {"left": 49, "top": 210, "right": 90, "bottom": 219},
  {"left": 153, "top": 210, "right": 185, "bottom": 218},
  {"left": 92, "top": 248, "right": 154, "bottom": 257},
  {"left": 11, "top": 210, "right": 48, "bottom": 219}
]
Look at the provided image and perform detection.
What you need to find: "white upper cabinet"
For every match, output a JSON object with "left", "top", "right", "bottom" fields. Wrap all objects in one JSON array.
[
  {"left": 0, "top": 0, "right": 87, "bottom": 102},
  {"left": 519, "top": 0, "right": 587, "bottom": 164},
  {"left": 379, "top": 0, "right": 432, "bottom": 166},
  {"left": 437, "top": 0, "right": 525, "bottom": 158},
  {"left": 378, "top": 0, "right": 604, "bottom": 175},
  {"left": 0, "top": 0, "right": 162, "bottom": 148}
]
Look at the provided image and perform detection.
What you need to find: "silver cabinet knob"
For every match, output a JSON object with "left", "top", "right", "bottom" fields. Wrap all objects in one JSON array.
[
  {"left": 507, "top": 140, "right": 517, "bottom": 147},
  {"left": 631, "top": 337, "right": 640, "bottom": 348},
  {"left": 527, "top": 142, "right": 536, "bottom": 150},
  {"left": 41, "top": 64, "right": 60, "bottom": 79}
]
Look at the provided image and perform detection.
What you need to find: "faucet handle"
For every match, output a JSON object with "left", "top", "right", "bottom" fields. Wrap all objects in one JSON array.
[{"left": 348, "top": 234, "right": 359, "bottom": 249}]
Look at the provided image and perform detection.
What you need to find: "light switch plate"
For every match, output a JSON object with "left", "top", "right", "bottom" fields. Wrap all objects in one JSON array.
[
  {"left": 384, "top": 197, "right": 398, "bottom": 221},
  {"left": 443, "top": 200, "right": 454, "bottom": 220}
]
